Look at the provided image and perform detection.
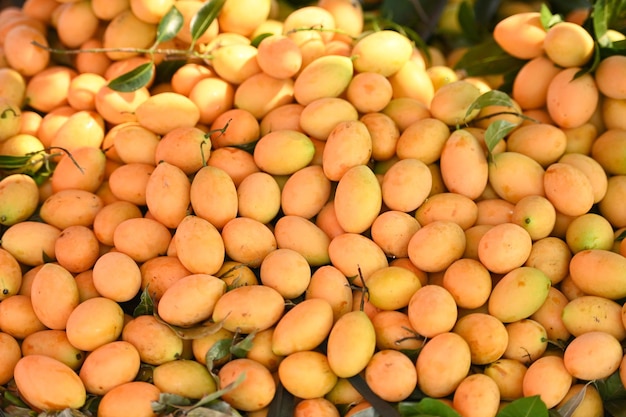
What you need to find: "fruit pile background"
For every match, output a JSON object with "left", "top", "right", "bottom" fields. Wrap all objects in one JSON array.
[{"left": 0, "top": 0, "right": 626, "bottom": 416}]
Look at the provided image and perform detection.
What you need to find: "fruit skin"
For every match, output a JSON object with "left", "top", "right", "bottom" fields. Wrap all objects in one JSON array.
[
  {"left": 218, "top": 358, "right": 276, "bottom": 412},
  {"left": 326, "top": 310, "right": 376, "bottom": 378},
  {"left": 212, "top": 285, "right": 285, "bottom": 334},
  {"left": 0, "top": 174, "right": 39, "bottom": 226},
  {"left": 351, "top": 30, "right": 413, "bottom": 77},
  {"left": 569, "top": 249, "right": 626, "bottom": 300},
  {"left": 272, "top": 298, "right": 334, "bottom": 356},
  {"left": 563, "top": 331, "right": 623, "bottom": 381},
  {"left": 278, "top": 350, "right": 338, "bottom": 399},
  {"left": 152, "top": 359, "right": 217, "bottom": 399},
  {"left": 522, "top": 355, "right": 573, "bottom": 408},
  {"left": 0, "top": 247, "right": 22, "bottom": 301},
  {"left": 293, "top": 55, "right": 354, "bottom": 105},
  {"left": 488, "top": 267, "right": 551, "bottom": 323},
  {"left": 13, "top": 354, "right": 87, "bottom": 411}
]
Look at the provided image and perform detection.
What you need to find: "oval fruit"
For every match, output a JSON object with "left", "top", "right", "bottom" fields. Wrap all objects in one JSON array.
[
  {"left": 278, "top": 350, "right": 338, "bottom": 399},
  {"left": 334, "top": 164, "right": 382, "bottom": 234},
  {"left": 569, "top": 249, "right": 626, "bottom": 300},
  {"left": 488, "top": 267, "right": 551, "bottom": 323},
  {"left": 326, "top": 310, "right": 376, "bottom": 378},
  {"left": 212, "top": 285, "right": 285, "bottom": 333},
  {"left": 272, "top": 298, "right": 334, "bottom": 356},
  {"left": 0, "top": 174, "right": 39, "bottom": 226}
]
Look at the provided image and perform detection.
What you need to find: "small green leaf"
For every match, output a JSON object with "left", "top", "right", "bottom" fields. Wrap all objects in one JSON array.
[
  {"left": 158, "top": 393, "right": 193, "bottom": 407},
  {"left": 593, "top": 0, "right": 611, "bottom": 47},
  {"left": 485, "top": 119, "right": 519, "bottom": 155},
  {"left": 454, "top": 38, "right": 527, "bottom": 77},
  {"left": 190, "top": 0, "right": 227, "bottom": 44},
  {"left": 616, "top": 230, "right": 626, "bottom": 241},
  {"left": 540, "top": 3, "right": 563, "bottom": 29},
  {"left": 250, "top": 32, "right": 274, "bottom": 48},
  {"left": 557, "top": 383, "right": 589, "bottom": 417},
  {"left": 496, "top": 395, "right": 549, "bottom": 417},
  {"left": 231, "top": 331, "right": 256, "bottom": 358},
  {"left": 465, "top": 90, "right": 515, "bottom": 120},
  {"left": 205, "top": 338, "right": 233, "bottom": 370},
  {"left": 156, "top": 5, "right": 184, "bottom": 44},
  {"left": 133, "top": 286, "right": 155, "bottom": 317},
  {"left": 398, "top": 397, "right": 462, "bottom": 417},
  {"left": 108, "top": 62, "right": 155, "bottom": 92},
  {"left": 188, "top": 372, "right": 246, "bottom": 409}
]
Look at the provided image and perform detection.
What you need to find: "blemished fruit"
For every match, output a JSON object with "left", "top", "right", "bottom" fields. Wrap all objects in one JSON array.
[{"left": 2, "top": 1, "right": 626, "bottom": 416}]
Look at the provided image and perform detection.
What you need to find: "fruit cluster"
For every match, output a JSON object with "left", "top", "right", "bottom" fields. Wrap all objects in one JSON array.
[{"left": 0, "top": 0, "right": 625, "bottom": 416}]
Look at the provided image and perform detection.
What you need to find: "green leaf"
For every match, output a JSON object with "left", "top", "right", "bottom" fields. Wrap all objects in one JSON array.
[
  {"left": 250, "top": 32, "right": 274, "bottom": 48},
  {"left": 133, "top": 286, "right": 155, "bottom": 317},
  {"left": 230, "top": 331, "right": 256, "bottom": 358},
  {"left": 594, "top": 370, "right": 626, "bottom": 401},
  {"left": 604, "top": 399, "right": 626, "bottom": 417},
  {"left": 190, "top": 0, "right": 227, "bottom": 44},
  {"left": 108, "top": 62, "right": 154, "bottom": 92},
  {"left": 556, "top": 383, "right": 588, "bottom": 417},
  {"left": 188, "top": 372, "right": 246, "bottom": 409},
  {"left": 398, "top": 398, "right": 462, "bottom": 417},
  {"left": 540, "top": 3, "right": 563, "bottom": 30},
  {"left": 158, "top": 393, "right": 193, "bottom": 407},
  {"left": 458, "top": 1, "right": 482, "bottom": 44},
  {"left": 205, "top": 338, "right": 233, "bottom": 370},
  {"left": 616, "top": 229, "right": 626, "bottom": 241},
  {"left": 156, "top": 5, "right": 184, "bottom": 44},
  {"left": 496, "top": 396, "right": 549, "bottom": 417},
  {"left": 465, "top": 89, "right": 515, "bottom": 119},
  {"left": 593, "top": 0, "right": 611, "bottom": 47},
  {"left": 453, "top": 38, "right": 527, "bottom": 77},
  {"left": 485, "top": 119, "right": 519, "bottom": 155},
  {"left": 473, "top": 0, "right": 502, "bottom": 29}
]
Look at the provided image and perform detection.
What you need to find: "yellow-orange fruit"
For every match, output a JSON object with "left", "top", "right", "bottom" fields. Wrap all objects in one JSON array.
[
  {"left": 442, "top": 258, "right": 492, "bottom": 310},
  {"left": 484, "top": 359, "right": 528, "bottom": 401},
  {"left": 396, "top": 117, "right": 450, "bottom": 163},
  {"left": 92, "top": 201, "right": 142, "bottom": 246},
  {"left": 512, "top": 55, "right": 562, "bottom": 110},
  {"left": 492, "top": 12, "right": 546, "bottom": 59},
  {"left": 570, "top": 249, "right": 626, "bottom": 300},
  {"left": 0, "top": 293, "right": 47, "bottom": 339},
  {"left": 408, "top": 220, "right": 466, "bottom": 273},
  {"left": 30, "top": 263, "right": 79, "bottom": 330},
  {"left": 244, "top": 327, "right": 282, "bottom": 372},
  {"left": 0, "top": 174, "right": 38, "bottom": 229},
  {"left": 190, "top": 165, "right": 238, "bottom": 230},
  {"left": 546, "top": 67, "right": 599, "bottom": 128},
  {"left": 281, "top": 165, "right": 331, "bottom": 219},
  {"left": 121, "top": 314, "right": 183, "bottom": 365},
  {"left": 440, "top": 129, "right": 488, "bottom": 199},
  {"left": 259, "top": 248, "right": 311, "bottom": 299},
  {"left": 503, "top": 319, "right": 548, "bottom": 363},
  {"left": 561, "top": 295, "right": 625, "bottom": 340},
  {"left": 272, "top": 298, "right": 334, "bottom": 356},
  {"left": 54, "top": 225, "right": 100, "bottom": 274},
  {"left": 351, "top": 30, "right": 413, "bottom": 76},
  {"left": 102, "top": 9, "right": 156, "bottom": 60},
  {"left": 14, "top": 355, "right": 86, "bottom": 411},
  {"left": 51, "top": 146, "right": 106, "bottom": 194},
  {"left": 233, "top": 71, "right": 294, "bottom": 119},
  {"left": 525, "top": 237, "right": 571, "bottom": 285},
  {"left": 595, "top": 55, "right": 626, "bottom": 99},
  {"left": 414, "top": 192, "right": 478, "bottom": 230},
  {"left": 305, "top": 265, "right": 353, "bottom": 322},
  {"left": 333, "top": 164, "right": 382, "bottom": 234},
  {"left": 523, "top": 355, "right": 573, "bottom": 408},
  {"left": 39, "top": 189, "right": 103, "bottom": 230},
  {"left": 236, "top": 171, "right": 281, "bottom": 224},
  {"left": 544, "top": 162, "right": 594, "bottom": 217},
  {"left": 326, "top": 310, "right": 376, "bottom": 378},
  {"left": 488, "top": 152, "right": 545, "bottom": 204},
  {"left": 79, "top": 341, "right": 141, "bottom": 395},
  {"left": 510, "top": 195, "right": 557, "bottom": 241},
  {"left": 135, "top": 92, "right": 200, "bottom": 135},
  {"left": 530, "top": 286, "right": 571, "bottom": 342},
  {"left": 327, "top": 233, "right": 388, "bottom": 285},
  {"left": 152, "top": 359, "right": 216, "bottom": 399},
  {"left": 145, "top": 161, "right": 190, "bottom": 229},
  {"left": 453, "top": 313, "right": 509, "bottom": 365},
  {"left": 278, "top": 350, "right": 337, "bottom": 399},
  {"left": 212, "top": 285, "right": 285, "bottom": 333},
  {"left": 429, "top": 80, "right": 482, "bottom": 126},
  {"left": 564, "top": 331, "right": 623, "bottom": 380},
  {"left": 219, "top": 358, "right": 276, "bottom": 412},
  {"left": 370, "top": 211, "right": 421, "bottom": 259},
  {"left": 173, "top": 215, "right": 225, "bottom": 275},
  {"left": 0, "top": 220, "right": 61, "bottom": 266},
  {"left": 477, "top": 222, "right": 532, "bottom": 274},
  {"left": 0, "top": 98, "right": 21, "bottom": 142},
  {"left": 0, "top": 331, "right": 21, "bottom": 385},
  {"left": 371, "top": 310, "right": 423, "bottom": 351},
  {"left": 293, "top": 55, "right": 353, "bottom": 105},
  {"left": 294, "top": 398, "right": 340, "bottom": 417},
  {"left": 453, "top": 373, "right": 500, "bottom": 417},
  {"left": 221, "top": 217, "right": 276, "bottom": 267},
  {"left": 381, "top": 158, "right": 432, "bottom": 212},
  {"left": 299, "top": 97, "right": 358, "bottom": 141},
  {"left": 408, "top": 285, "right": 458, "bottom": 338},
  {"left": 543, "top": 21, "right": 595, "bottom": 68},
  {"left": 97, "top": 381, "right": 161, "bottom": 417},
  {"left": 253, "top": 129, "right": 315, "bottom": 175},
  {"left": 557, "top": 384, "right": 604, "bottom": 417},
  {"left": 506, "top": 123, "right": 567, "bottom": 167},
  {"left": 591, "top": 128, "right": 626, "bottom": 176},
  {"left": 416, "top": 332, "right": 471, "bottom": 398},
  {"left": 273, "top": 214, "right": 331, "bottom": 266},
  {"left": 0, "top": 248, "right": 21, "bottom": 301},
  {"left": 4, "top": 24, "right": 50, "bottom": 77},
  {"left": 66, "top": 297, "right": 125, "bottom": 352},
  {"left": 322, "top": 119, "right": 372, "bottom": 181},
  {"left": 365, "top": 266, "right": 421, "bottom": 311},
  {"left": 113, "top": 217, "right": 172, "bottom": 263},
  {"left": 365, "top": 349, "right": 417, "bottom": 402},
  {"left": 488, "top": 267, "right": 551, "bottom": 323}
]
